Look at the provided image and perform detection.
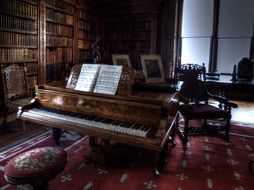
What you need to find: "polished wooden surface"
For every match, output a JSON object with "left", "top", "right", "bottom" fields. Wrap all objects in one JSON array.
[
  {"left": 206, "top": 74, "right": 254, "bottom": 94},
  {"left": 18, "top": 83, "right": 179, "bottom": 148},
  {"left": 17, "top": 82, "right": 179, "bottom": 174},
  {"left": 207, "top": 74, "right": 254, "bottom": 84}
]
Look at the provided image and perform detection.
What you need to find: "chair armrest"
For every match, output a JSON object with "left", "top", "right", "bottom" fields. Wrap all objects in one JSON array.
[
  {"left": 179, "top": 96, "right": 191, "bottom": 105},
  {"left": 178, "top": 96, "right": 194, "bottom": 112},
  {"left": 207, "top": 92, "right": 238, "bottom": 108}
]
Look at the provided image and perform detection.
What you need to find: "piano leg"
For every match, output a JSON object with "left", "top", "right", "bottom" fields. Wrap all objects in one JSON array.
[
  {"left": 52, "top": 127, "right": 62, "bottom": 146},
  {"left": 87, "top": 136, "right": 109, "bottom": 165},
  {"left": 155, "top": 136, "right": 174, "bottom": 175}
]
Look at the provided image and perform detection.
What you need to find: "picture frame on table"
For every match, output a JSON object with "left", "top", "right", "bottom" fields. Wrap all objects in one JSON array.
[
  {"left": 140, "top": 54, "right": 165, "bottom": 83},
  {"left": 112, "top": 54, "right": 132, "bottom": 67}
]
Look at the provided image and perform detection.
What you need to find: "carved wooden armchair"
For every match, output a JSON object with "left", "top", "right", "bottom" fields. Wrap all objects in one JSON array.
[
  {"left": 175, "top": 64, "right": 238, "bottom": 145},
  {"left": 1, "top": 64, "right": 32, "bottom": 129}
]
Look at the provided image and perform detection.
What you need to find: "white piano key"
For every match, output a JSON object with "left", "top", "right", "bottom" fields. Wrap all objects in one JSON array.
[{"left": 27, "top": 107, "right": 151, "bottom": 137}]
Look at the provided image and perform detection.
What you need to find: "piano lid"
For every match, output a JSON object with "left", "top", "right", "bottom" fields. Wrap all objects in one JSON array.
[{"left": 39, "top": 80, "right": 177, "bottom": 105}]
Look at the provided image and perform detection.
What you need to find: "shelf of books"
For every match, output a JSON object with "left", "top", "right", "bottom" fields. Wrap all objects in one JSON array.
[
  {"left": 0, "top": 0, "right": 39, "bottom": 95},
  {"left": 45, "top": 0, "right": 74, "bottom": 81},
  {"left": 77, "top": 7, "right": 96, "bottom": 63},
  {"left": 103, "top": 13, "right": 155, "bottom": 69}
]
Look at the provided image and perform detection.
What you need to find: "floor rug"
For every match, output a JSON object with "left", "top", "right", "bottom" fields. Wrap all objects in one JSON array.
[{"left": 0, "top": 125, "right": 254, "bottom": 190}]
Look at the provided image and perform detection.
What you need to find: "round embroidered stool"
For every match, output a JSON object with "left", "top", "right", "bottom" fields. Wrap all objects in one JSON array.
[{"left": 4, "top": 146, "right": 67, "bottom": 190}]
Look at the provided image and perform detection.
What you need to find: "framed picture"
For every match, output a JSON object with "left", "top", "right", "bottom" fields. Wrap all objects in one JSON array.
[
  {"left": 140, "top": 54, "right": 165, "bottom": 83},
  {"left": 112, "top": 54, "right": 132, "bottom": 67}
]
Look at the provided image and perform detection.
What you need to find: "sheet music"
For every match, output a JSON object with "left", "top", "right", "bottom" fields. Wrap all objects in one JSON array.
[
  {"left": 74, "top": 64, "right": 101, "bottom": 92},
  {"left": 93, "top": 65, "right": 122, "bottom": 95}
]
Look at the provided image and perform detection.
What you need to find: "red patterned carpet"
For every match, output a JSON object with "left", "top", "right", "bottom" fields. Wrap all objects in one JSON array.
[{"left": 0, "top": 124, "right": 254, "bottom": 190}]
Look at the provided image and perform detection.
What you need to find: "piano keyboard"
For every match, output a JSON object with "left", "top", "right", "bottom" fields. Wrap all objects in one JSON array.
[{"left": 25, "top": 107, "right": 152, "bottom": 137}]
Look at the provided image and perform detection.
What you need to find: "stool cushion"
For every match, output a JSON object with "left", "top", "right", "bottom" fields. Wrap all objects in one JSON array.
[{"left": 4, "top": 146, "right": 67, "bottom": 181}]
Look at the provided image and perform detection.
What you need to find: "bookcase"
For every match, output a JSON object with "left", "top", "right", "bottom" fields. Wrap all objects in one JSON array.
[
  {"left": 0, "top": 0, "right": 162, "bottom": 115},
  {"left": 102, "top": 1, "right": 159, "bottom": 69},
  {"left": 0, "top": 0, "right": 39, "bottom": 96},
  {"left": 104, "top": 16, "right": 154, "bottom": 69},
  {"left": 0, "top": 0, "right": 159, "bottom": 86},
  {"left": 76, "top": 4, "right": 97, "bottom": 64},
  {"left": 45, "top": 0, "right": 74, "bottom": 81}
]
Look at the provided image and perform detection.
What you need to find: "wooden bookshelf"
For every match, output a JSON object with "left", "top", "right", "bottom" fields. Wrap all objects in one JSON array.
[
  {"left": 77, "top": 5, "right": 97, "bottom": 64},
  {"left": 0, "top": 0, "right": 38, "bottom": 96},
  {"left": 104, "top": 17, "right": 153, "bottom": 68},
  {"left": 102, "top": 1, "right": 159, "bottom": 69},
  {"left": 0, "top": 0, "right": 162, "bottom": 113},
  {"left": 45, "top": 0, "right": 74, "bottom": 82}
]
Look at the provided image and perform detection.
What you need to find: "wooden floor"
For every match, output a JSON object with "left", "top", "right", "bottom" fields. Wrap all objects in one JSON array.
[
  {"left": 0, "top": 100, "right": 254, "bottom": 149},
  {"left": 231, "top": 100, "right": 254, "bottom": 125}
]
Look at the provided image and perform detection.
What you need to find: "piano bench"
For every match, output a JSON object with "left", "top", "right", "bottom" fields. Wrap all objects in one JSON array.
[{"left": 4, "top": 146, "right": 67, "bottom": 190}]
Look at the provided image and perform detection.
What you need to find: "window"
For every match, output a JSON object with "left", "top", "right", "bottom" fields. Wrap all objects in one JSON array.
[
  {"left": 217, "top": 0, "right": 254, "bottom": 73},
  {"left": 180, "top": 0, "right": 254, "bottom": 73},
  {"left": 181, "top": 0, "right": 213, "bottom": 69}
]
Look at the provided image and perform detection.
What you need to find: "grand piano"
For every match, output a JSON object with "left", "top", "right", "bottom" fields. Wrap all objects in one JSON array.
[{"left": 17, "top": 65, "right": 180, "bottom": 174}]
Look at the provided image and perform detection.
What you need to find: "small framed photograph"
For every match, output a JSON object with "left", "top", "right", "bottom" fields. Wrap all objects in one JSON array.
[
  {"left": 112, "top": 54, "right": 132, "bottom": 67},
  {"left": 140, "top": 54, "right": 165, "bottom": 83}
]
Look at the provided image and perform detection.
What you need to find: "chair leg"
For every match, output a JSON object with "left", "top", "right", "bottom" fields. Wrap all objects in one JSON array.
[
  {"left": 249, "top": 160, "right": 254, "bottom": 171},
  {"left": 22, "top": 120, "right": 26, "bottom": 131},
  {"left": 175, "top": 113, "right": 189, "bottom": 148},
  {"left": 175, "top": 112, "right": 183, "bottom": 140},
  {"left": 175, "top": 112, "right": 179, "bottom": 127},
  {"left": 224, "top": 118, "right": 231, "bottom": 141},
  {"left": 183, "top": 119, "right": 189, "bottom": 144},
  {"left": 203, "top": 119, "right": 207, "bottom": 127},
  {"left": 1, "top": 113, "right": 8, "bottom": 131},
  {"left": 170, "top": 121, "right": 176, "bottom": 146}
]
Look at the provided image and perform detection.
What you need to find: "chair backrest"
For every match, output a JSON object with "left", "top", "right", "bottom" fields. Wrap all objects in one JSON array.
[
  {"left": 175, "top": 63, "right": 208, "bottom": 103},
  {"left": 1, "top": 64, "right": 29, "bottom": 104},
  {"left": 238, "top": 57, "right": 253, "bottom": 80}
]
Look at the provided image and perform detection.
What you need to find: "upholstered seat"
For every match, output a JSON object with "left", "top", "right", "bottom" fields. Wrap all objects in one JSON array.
[
  {"left": 4, "top": 146, "right": 67, "bottom": 190},
  {"left": 179, "top": 103, "right": 228, "bottom": 119}
]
